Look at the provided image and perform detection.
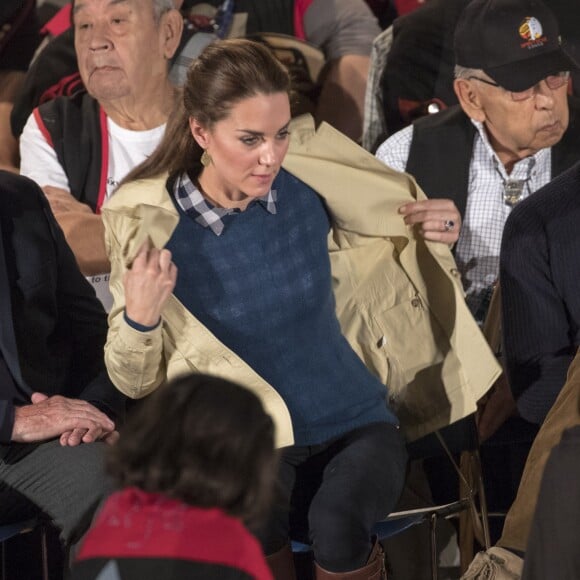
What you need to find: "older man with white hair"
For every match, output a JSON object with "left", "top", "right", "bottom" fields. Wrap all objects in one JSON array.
[
  {"left": 376, "top": 0, "right": 580, "bottom": 577},
  {"left": 19, "top": 0, "right": 183, "bottom": 310},
  {"left": 376, "top": 0, "right": 580, "bottom": 443}
]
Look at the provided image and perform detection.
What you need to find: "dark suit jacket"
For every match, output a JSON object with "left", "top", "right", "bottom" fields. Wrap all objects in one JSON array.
[
  {"left": 500, "top": 160, "right": 580, "bottom": 424},
  {"left": 0, "top": 171, "right": 125, "bottom": 444}
]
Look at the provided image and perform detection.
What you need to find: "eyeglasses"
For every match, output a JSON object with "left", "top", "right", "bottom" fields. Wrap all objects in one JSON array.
[{"left": 468, "top": 71, "right": 570, "bottom": 101}]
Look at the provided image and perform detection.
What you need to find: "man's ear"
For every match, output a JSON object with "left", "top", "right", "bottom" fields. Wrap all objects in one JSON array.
[
  {"left": 454, "top": 78, "right": 486, "bottom": 123},
  {"left": 189, "top": 117, "right": 210, "bottom": 149},
  {"left": 160, "top": 8, "right": 184, "bottom": 60}
]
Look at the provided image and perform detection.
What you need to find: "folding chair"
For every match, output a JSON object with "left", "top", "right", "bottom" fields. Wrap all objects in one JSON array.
[
  {"left": 402, "top": 416, "right": 491, "bottom": 577},
  {"left": 0, "top": 518, "right": 49, "bottom": 580},
  {"left": 245, "top": 32, "right": 325, "bottom": 117}
]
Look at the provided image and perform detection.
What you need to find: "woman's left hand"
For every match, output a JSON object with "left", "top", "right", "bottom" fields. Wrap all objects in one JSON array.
[{"left": 399, "top": 199, "right": 461, "bottom": 244}]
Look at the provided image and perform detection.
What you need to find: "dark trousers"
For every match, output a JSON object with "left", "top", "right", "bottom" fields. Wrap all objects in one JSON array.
[
  {"left": 0, "top": 439, "right": 111, "bottom": 546},
  {"left": 258, "top": 422, "right": 408, "bottom": 572}
]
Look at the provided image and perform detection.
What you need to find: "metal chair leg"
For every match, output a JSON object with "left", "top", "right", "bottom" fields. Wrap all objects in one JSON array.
[
  {"left": 429, "top": 513, "right": 438, "bottom": 580},
  {"left": 473, "top": 450, "right": 491, "bottom": 550},
  {"left": 0, "top": 520, "right": 49, "bottom": 580},
  {"left": 1, "top": 540, "right": 5, "bottom": 580},
  {"left": 40, "top": 523, "right": 49, "bottom": 580}
]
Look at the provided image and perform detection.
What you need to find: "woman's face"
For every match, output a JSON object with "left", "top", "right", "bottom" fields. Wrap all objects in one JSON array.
[{"left": 190, "top": 92, "right": 292, "bottom": 207}]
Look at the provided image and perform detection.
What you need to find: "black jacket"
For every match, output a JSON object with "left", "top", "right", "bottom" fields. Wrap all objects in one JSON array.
[
  {"left": 0, "top": 171, "right": 125, "bottom": 444},
  {"left": 501, "top": 160, "right": 580, "bottom": 423}
]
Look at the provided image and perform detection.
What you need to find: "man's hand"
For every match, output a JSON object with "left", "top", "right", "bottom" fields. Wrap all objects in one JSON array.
[
  {"left": 12, "top": 393, "right": 116, "bottom": 446},
  {"left": 124, "top": 240, "right": 178, "bottom": 327},
  {"left": 41, "top": 186, "right": 110, "bottom": 275},
  {"left": 476, "top": 373, "right": 518, "bottom": 442},
  {"left": 42, "top": 186, "right": 93, "bottom": 216},
  {"left": 59, "top": 428, "right": 120, "bottom": 447},
  {"left": 399, "top": 199, "right": 461, "bottom": 244}
]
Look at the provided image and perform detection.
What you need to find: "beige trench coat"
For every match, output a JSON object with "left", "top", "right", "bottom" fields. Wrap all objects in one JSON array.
[{"left": 103, "top": 116, "right": 500, "bottom": 447}]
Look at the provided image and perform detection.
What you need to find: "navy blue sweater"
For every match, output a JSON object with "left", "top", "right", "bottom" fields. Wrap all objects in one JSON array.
[{"left": 165, "top": 169, "right": 396, "bottom": 445}]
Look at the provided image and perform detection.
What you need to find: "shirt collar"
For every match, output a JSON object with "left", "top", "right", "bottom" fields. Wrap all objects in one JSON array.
[
  {"left": 173, "top": 172, "right": 277, "bottom": 236},
  {"left": 471, "top": 119, "right": 550, "bottom": 180}
]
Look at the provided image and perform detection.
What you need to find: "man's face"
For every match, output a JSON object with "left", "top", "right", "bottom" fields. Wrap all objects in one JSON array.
[
  {"left": 73, "top": 0, "right": 170, "bottom": 103},
  {"left": 460, "top": 75, "right": 569, "bottom": 167}
]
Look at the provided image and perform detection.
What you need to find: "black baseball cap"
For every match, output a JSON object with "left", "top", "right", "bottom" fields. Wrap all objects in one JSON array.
[{"left": 454, "top": 0, "right": 580, "bottom": 92}]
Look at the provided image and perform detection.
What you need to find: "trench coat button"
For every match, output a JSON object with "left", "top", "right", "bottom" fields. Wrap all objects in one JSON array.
[
  {"left": 450, "top": 268, "right": 460, "bottom": 277},
  {"left": 411, "top": 296, "right": 422, "bottom": 308},
  {"left": 377, "top": 336, "right": 386, "bottom": 348},
  {"left": 144, "top": 338, "right": 152, "bottom": 346}
]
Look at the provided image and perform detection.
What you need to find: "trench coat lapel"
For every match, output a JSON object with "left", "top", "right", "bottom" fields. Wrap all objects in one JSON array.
[{"left": 284, "top": 117, "right": 424, "bottom": 239}]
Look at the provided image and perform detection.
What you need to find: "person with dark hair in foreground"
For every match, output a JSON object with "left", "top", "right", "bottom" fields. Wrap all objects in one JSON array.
[{"left": 72, "top": 373, "right": 276, "bottom": 580}]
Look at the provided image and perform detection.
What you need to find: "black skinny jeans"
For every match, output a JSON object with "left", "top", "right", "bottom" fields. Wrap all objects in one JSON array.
[{"left": 258, "top": 421, "right": 408, "bottom": 572}]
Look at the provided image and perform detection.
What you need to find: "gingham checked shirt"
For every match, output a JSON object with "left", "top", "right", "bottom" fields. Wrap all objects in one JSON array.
[
  {"left": 173, "top": 172, "right": 277, "bottom": 236},
  {"left": 375, "top": 120, "right": 552, "bottom": 324}
]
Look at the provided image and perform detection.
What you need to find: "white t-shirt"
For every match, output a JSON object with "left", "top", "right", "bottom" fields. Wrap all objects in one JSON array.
[{"left": 20, "top": 113, "right": 165, "bottom": 311}]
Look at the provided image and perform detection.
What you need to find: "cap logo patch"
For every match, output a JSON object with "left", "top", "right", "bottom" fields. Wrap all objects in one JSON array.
[{"left": 519, "top": 17, "right": 547, "bottom": 49}]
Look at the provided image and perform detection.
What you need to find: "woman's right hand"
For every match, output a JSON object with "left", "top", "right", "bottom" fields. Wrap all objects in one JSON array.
[{"left": 123, "top": 241, "right": 177, "bottom": 327}]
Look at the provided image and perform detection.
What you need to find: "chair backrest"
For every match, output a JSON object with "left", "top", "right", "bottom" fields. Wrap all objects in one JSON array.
[
  {"left": 246, "top": 32, "right": 325, "bottom": 117},
  {"left": 0, "top": 519, "right": 37, "bottom": 543},
  {"left": 0, "top": 518, "right": 49, "bottom": 580},
  {"left": 362, "top": 25, "right": 393, "bottom": 152}
]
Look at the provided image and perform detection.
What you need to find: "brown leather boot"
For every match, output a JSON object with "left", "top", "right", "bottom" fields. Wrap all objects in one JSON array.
[
  {"left": 266, "top": 543, "right": 297, "bottom": 580},
  {"left": 314, "top": 539, "right": 387, "bottom": 580}
]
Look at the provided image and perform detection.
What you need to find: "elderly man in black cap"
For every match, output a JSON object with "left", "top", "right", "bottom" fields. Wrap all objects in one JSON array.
[
  {"left": 376, "top": 0, "right": 580, "bottom": 440},
  {"left": 376, "top": 0, "right": 580, "bottom": 577}
]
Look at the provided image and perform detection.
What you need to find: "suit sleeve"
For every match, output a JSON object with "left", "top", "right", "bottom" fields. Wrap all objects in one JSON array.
[{"left": 500, "top": 204, "right": 574, "bottom": 425}]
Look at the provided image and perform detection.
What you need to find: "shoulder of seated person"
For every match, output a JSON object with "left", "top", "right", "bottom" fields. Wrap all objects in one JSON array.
[
  {"left": 0, "top": 172, "right": 44, "bottom": 213},
  {"left": 104, "top": 174, "right": 171, "bottom": 211}
]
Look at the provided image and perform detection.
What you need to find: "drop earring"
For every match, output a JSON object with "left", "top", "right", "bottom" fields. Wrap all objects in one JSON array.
[{"left": 201, "top": 150, "right": 212, "bottom": 167}]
